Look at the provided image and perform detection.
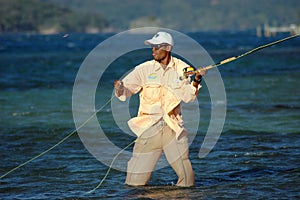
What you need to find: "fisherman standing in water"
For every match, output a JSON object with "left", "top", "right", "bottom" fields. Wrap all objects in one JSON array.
[{"left": 114, "top": 31, "right": 207, "bottom": 186}]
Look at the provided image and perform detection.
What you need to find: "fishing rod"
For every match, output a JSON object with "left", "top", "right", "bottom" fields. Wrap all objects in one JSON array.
[
  {"left": 88, "top": 33, "right": 300, "bottom": 193},
  {"left": 182, "top": 33, "right": 300, "bottom": 78}
]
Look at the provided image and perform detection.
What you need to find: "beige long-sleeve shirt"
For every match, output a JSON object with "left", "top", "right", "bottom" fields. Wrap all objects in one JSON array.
[{"left": 116, "top": 56, "right": 201, "bottom": 139}]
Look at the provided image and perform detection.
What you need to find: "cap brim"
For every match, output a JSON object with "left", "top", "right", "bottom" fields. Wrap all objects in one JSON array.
[{"left": 144, "top": 38, "right": 162, "bottom": 45}]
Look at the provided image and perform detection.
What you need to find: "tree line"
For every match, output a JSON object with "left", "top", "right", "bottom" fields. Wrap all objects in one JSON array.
[
  {"left": 0, "top": 0, "right": 107, "bottom": 33},
  {"left": 49, "top": 0, "right": 300, "bottom": 32},
  {"left": 1, "top": 0, "right": 299, "bottom": 33}
]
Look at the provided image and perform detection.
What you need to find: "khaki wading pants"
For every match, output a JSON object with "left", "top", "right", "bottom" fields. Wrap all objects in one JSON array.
[{"left": 126, "top": 120, "right": 195, "bottom": 187}]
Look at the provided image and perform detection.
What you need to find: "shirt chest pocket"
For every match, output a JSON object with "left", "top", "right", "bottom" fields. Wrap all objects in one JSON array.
[
  {"left": 141, "top": 84, "right": 161, "bottom": 104},
  {"left": 168, "top": 79, "right": 185, "bottom": 90},
  {"left": 169, "top": 81, "right": 181, "bottom": 89}
]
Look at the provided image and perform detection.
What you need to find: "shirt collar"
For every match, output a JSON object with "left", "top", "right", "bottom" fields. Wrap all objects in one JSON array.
[{"left": 153, "top": 56, "right": 175, "bottom": 71}]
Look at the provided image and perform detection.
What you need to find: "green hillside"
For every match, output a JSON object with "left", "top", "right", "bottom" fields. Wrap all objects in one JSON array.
[
  {"left": 1, "top": 0, "right": 299, "bottom": 33},
  {"left": 0, "top": 0, "right": 107, "bottom": 33},
  {"left": 47, "top": 0, "right": 300, "bottom": 31}
]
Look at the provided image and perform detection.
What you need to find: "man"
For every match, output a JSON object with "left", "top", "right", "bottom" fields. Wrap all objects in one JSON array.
[{"left": 114, "top": 31, "right": 206, "bottom": 187}]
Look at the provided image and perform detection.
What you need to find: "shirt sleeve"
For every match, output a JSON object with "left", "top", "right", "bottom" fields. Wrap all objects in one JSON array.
[
  {"left": 177, "top": 78, "right": 201, "bottom": 103},
  {"left": 172, "top": 58, "right": 202, "bottom": 103},
  {"left": 115, "top": 67, "right": 142, "bottom": 101}
]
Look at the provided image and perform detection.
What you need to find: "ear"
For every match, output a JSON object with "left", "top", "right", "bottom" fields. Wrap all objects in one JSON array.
[{"left": 165, "top": 45, "right": 172, "bottom": 52}]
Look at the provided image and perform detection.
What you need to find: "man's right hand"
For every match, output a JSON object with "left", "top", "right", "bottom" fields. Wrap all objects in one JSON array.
[
  {"left": 114, "top": 80, "right": 124, "bottom": 97},
  {"left": 114, "top": 80, "right": 123, "bottom": 89}
]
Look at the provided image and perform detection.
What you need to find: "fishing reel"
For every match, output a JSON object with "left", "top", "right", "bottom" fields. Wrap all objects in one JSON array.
[
  {"left": 181, "top": 66, "right": 197, "bottom": 79},
  {"left": 181, "top": 66, "right": 208, "bottom": 83}
]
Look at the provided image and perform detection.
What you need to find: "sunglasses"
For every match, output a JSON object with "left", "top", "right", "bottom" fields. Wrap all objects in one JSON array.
[{"left": 151, "top": 43, "right": 168, "bottom": 49}]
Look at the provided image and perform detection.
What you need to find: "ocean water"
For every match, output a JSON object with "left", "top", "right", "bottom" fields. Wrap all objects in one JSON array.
[{"left": 0, "top": 31, "right": 300, "bottom": 199}]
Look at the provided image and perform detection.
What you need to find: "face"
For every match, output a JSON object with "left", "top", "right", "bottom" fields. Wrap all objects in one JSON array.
[{"left": 151, "top": 43, "right": 171, "bottom": 62}]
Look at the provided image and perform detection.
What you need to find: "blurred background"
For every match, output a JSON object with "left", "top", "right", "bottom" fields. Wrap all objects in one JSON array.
[{"left": 0, "top": 0, "right": 299, "bottom": 34}]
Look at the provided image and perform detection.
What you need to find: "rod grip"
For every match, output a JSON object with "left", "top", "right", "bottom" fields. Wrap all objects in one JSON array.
[
  {"left": 220, "top": 56, "right": 236, "bottom": 64},
  {"left": 203, "top": 65, "right": 213, "bottom": 70}
]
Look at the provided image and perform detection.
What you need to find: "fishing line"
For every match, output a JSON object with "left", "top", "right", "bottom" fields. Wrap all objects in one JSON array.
[
  {"left": 2, "top": 33, "right": 299, "bottom": 193},
  {"left": 88, "top": 33, "right": 300, "bottom": 193},
  {"left": 0, "top": 96, "right": 114, "bottom": 180},
  {"left": 86, "top": 138, "right": 137, "bottom": 194},
  {"left": 87, "top": 34, "right": 299, "bottom": 194}
]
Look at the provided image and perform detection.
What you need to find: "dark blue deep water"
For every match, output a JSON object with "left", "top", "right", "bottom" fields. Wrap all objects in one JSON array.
[{"left": 0, "top": 31, "right": 299, "bottom": 199}]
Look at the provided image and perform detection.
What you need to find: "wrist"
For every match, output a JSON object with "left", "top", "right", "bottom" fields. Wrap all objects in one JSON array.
[
  {"left": 193, "top": 76, "right": 202, "bottom": 84},
  {"left": 115, "top": 81, "right": 124, "bottom": 90}
]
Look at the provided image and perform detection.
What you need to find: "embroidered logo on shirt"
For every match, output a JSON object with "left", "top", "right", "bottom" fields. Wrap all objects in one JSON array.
[{"left": 148, "top": 73, "right": 158, "bottom": 79}]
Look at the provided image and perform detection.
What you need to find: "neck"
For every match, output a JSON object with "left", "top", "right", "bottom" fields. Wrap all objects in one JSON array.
[{"left": 159, "top": 54, "right": 171, "bottom": 69}]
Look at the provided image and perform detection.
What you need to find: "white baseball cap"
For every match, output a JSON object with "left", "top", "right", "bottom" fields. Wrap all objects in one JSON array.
[{"left": 144, "top": 31, "right": 174, "bottom": 46}]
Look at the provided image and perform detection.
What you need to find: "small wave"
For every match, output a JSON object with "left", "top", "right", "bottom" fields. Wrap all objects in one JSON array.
[{"left": 228, "top": 103, "right": 300, "bottom": 111}]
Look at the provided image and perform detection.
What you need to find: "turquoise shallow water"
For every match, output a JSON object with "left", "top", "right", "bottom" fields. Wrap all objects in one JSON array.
[{"left": 0, "top": 31, "right": 299, "bottom": 199}]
